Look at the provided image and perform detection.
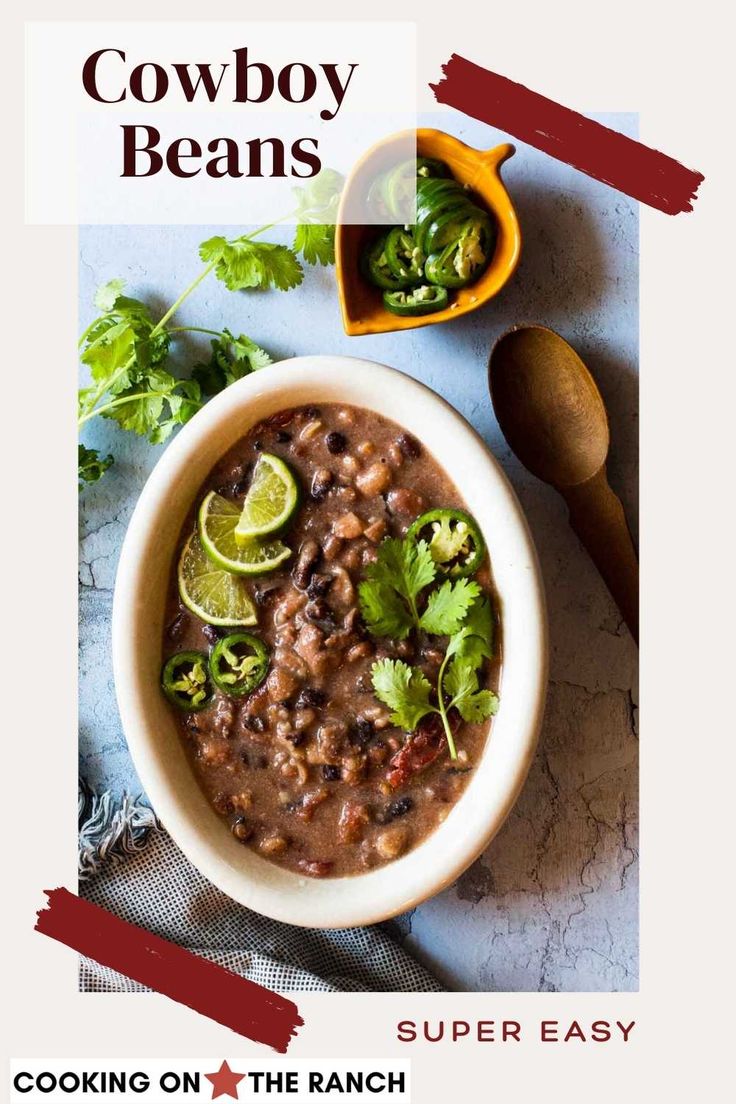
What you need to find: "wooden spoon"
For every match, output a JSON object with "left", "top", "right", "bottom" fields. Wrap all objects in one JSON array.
[{"left": 489, "top": 324, "right": 639, "bottom": 644}]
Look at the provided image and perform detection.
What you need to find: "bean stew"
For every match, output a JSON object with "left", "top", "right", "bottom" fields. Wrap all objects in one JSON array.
[{"left": 161, "top": 403, "right": 501, "bottom": 878}]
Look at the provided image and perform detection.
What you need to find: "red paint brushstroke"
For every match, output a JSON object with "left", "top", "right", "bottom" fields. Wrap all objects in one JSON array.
[
  {"left": 36, "top": 888, "right": 302, "bottom": 1052},
  {"left": 430, "top": 54, "right": 704, "bottom": 215}
]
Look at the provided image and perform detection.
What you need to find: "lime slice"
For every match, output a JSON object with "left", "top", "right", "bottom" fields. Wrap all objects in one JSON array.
[
  {"left": 178, "top": 532, "right": 258, "bottom": 626},
  {"left": 199, "top": 491, "right": 292, "bottom": 576},
  {"left": 234, "top": 453, "right": 300, "bottom": 542}
]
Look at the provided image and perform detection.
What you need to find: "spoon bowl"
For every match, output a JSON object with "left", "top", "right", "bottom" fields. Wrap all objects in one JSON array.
[
  {"left": 490, "top": 325, "right": 610, "bottom": 487},
  {"left": 489, "top": 324, "right": 639, "bottom": 643}
]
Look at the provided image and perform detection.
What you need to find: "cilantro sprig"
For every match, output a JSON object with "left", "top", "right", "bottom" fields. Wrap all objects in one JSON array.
[
  {"left": 78, "top": 171, "right": 343, "bottom": 489},
  {"left": 359, "top": 535, "right": 498, "bottom": 760}
]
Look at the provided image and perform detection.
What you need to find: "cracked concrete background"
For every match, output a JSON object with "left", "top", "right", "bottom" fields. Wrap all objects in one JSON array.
[{"left": 79, "top": 112, "right": 638, "bottom": 992}]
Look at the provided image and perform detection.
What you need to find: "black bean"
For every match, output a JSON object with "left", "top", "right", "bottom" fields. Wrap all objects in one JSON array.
[
  {"left": 202, "top": 624, "right": 222, "bottom": 645},
  {"left": 349, "top": 717, "right": 375, "bottom": 748},
  {"left": 307, "top": 573, "right": 333, "bottom": 599},
  {"left": 325, "top": 431, "right": 347, "bottom": 455},
  {"left": 295, "top": 687, "right": 326, "bottom": 709},
  {"left": 288, "top": 731, "right": 306, "bottom": 747},
  {"left": 388, "top": 796, "right": 413, "bottom": 819},
  {"left": 167, "top": 613, "right": 186, "bottom": 641},
  {"left": 304, "top": 406, "right": 321, "bottom": 419},
  {"left": 231, "top": 479, "right": 249, "bottom": 496},
  {"left": 275, "top": 430, "right": 292, "bottom": 443},
  {"left": 397, "top": 432, "right": 421, "bottom": 459},
  {"left": 322, "top": 764, "right": 341, "bottom": 781},
  {"left": 311, "top": 469, "right": 334, "bottom": 501},
  {"left": 253, "top": 439, "right": 264, "bottom": 451},
  {"left": 243, "top": 714, "right": 266, "bottom": 733},
  {"left": 254, "top": 581, "right": 281, "bottom": 605},
  {"left": 306, "top": 599, "right": 331, "bottom": 623}
]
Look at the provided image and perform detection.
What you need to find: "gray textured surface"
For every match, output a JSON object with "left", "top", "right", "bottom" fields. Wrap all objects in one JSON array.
[{"left": 79, "top": 112, "right": 638, "bottom": 992}]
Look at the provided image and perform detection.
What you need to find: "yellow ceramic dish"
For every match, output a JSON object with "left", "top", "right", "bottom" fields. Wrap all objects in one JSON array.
[{"left": 336, "top": 128, "right": 522, "bottom": 336}]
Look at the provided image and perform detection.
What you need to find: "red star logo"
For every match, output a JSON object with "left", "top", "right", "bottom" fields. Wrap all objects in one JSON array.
[{"left": 204, "top": 1061, "right": 246, "bottom": 1100}]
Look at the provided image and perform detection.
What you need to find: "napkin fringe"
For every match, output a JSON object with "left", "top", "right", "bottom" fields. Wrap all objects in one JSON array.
[{"left": 79, "top": 778, "right": 159, "bottom": 881}]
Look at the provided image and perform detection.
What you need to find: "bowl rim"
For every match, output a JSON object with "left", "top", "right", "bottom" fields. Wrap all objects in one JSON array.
[{"left": 112, "top": 355, "right": 548, "bottom": 928}]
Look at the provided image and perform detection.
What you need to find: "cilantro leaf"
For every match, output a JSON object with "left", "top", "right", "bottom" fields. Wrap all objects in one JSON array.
[
  {"left": 193, "top": 329, "right": 272, "bottom": 396},
  {"left": 94, "top": 278, "right": 127, "bottom": 313},
  {"left": 293, "top": 168, "right": 343, "bottom": 222},
  {"left": 78, "top": 444, "right": 113, "bottom": 491},
  {"left": 358, "top": 537, "right": 436, "bottom": 639},
  {"left": 293, "top": 222, "right": 335, "bottom": 266},
  {"left": 454, "top": 596, "right": 494, "bottom": 666},
  {"left": 443, "top": 657, "right": 499, "bottom": 724},
  {"left": 81, "top": 321, "right": 136, "bottom": 390},
  {"left": 419, "top": 578, "right": 481, "bottom": 636},
  {"left": 357, "top": 577, "right": 412, "bottom": 640},
  {"left": 371, "top": 658, "right": 436, "bottom": 731},
  {"left": 200, "top": 236, "right": 303, "bottom": 291}
]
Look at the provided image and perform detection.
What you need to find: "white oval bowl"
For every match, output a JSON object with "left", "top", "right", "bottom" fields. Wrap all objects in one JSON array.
[{"left": 112, "top": 356, "right": 547, "bottom": 928}]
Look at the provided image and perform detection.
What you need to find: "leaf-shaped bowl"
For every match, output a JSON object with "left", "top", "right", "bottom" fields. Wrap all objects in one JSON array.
[{"left": 336, "top": 128, "right": 521, "bottom": 336}]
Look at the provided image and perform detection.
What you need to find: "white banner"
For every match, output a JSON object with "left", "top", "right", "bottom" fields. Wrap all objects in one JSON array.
[{"left": 25, "top": 21, "right": 417, "bottom": 224}]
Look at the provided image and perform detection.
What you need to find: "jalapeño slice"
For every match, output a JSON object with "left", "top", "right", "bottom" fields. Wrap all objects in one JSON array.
[
  {"left": 209, "top": 633, "right": 270, "bottom": 698},
  {"left": 382, "top": 285, "right": 448, "bottom": 317},
  {"left": 384, "top": 227, "right": 425, "bottom": 282},
  {"left": 407, "top": 508, "right": 486, "bottom": 577},
  {"left": 161, "top": 651, "right": 214, "bottom": 712},
  {"left": 362, "top": 233, "right": 415, "bottom": 291}
]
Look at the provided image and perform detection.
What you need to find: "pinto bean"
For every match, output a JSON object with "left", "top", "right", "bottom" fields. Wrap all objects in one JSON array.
[
  {"left": 316, "top": 719, "right": 347, "bottom": 761},
  {"left": 332, "top": 512, "right": 364, "bottom": 540},
  {"left": 337, "top": 800, "right": 370, "bottom": 844},
  {"left": 329, "top": 566, "right": 355, "bottom": 607},
  {"left": 375, "top": 824, "right": 409, "bottom": 860},
  {"left": 323, "top": 533, "right": 344, "bottom": 561},
  {"left": 198, "top": 738, "right": 230, "bottom": 766},
  {"left": 386, "top": 487, "right": 426, "bottom": 517},
  {"left": 292, "top": 539, "right": 321, "bottom": 589},
  {"left": 231, "top": 818, "right": 253, "bottom": 842},
  {"left": 266, "top": 666, "right": 300, "bottom": 703},
  {"left": 311, "top": 469, "right": 334, "bottom": 500},
  {"left": 230, "top": 790, "right": 253, "bottom": 812},
  {"left": 274, "top": 586, "right": 307, "bottom": 625},
  {"left": 397, "top": 432, "right": 421, "bottom": 459},
  {"left": 298, "top": 787, "right": 330, "bottom": 820},
  {"left": 259, "top": 833, "right": 289, "bottom": 856},
  {"left": 356, "top": 461, "right": 392, "bottom": 496},
  {"left": 364, "top": 518, "right": 387, "bottom": 542},
  {"left": 346, "top": 642, "right": 372, "bottom": 663}
]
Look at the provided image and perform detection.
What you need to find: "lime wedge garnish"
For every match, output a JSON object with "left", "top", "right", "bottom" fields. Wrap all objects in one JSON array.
[
  {"left": 199, "top": 491, "right": 292, "bottom": 576},
  {"left": 234, "top": 453, "right": 300, "bottom": 542},
  {"left": 177, "top": 532, "right": 258, "bottom": 626}
]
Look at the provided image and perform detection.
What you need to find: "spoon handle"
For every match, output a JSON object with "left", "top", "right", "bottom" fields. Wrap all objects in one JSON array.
[{"left": 561, "top": 468, "right": 639, "bottom": 644}]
